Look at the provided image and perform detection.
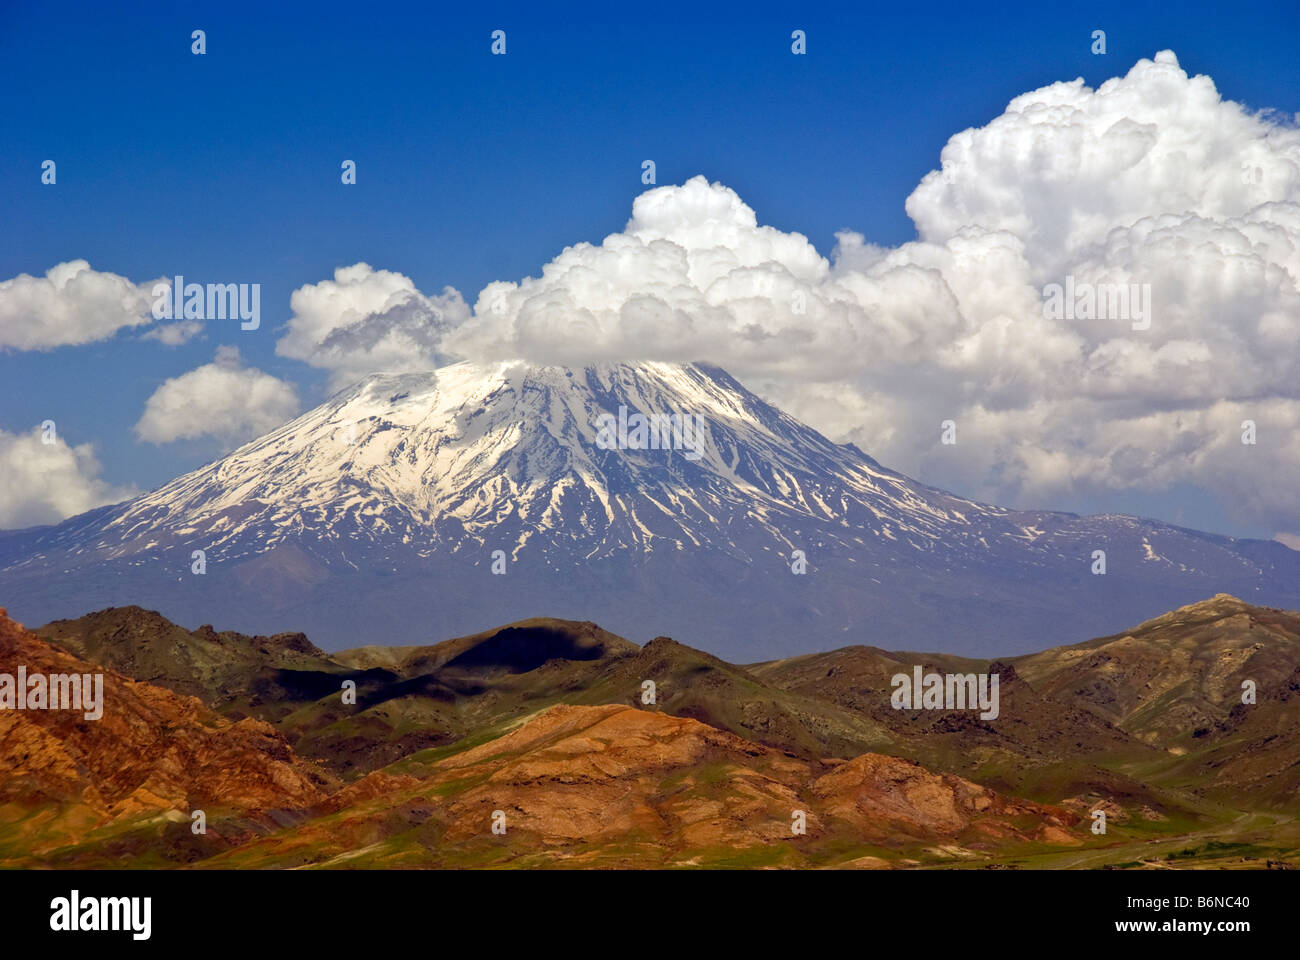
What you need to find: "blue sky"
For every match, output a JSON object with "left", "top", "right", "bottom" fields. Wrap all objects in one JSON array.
[{"left": 2, "top": 0, "right": 1298, "bottom": 537}]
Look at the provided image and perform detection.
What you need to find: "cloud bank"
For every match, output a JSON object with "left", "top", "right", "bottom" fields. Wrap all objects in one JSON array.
[
  {"left": 7, "top": 52, "right": 1297, "bottom": 541},
  {"left": 428, "top": 51, "right": 1299, "bottom": 539}
]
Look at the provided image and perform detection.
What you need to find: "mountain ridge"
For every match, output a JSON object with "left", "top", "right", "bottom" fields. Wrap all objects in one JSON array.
[
  {"left": 2, "top": 360, "right": 1297, "bottom": 658},
  {"left": 10, "top": 595, "right": 1300, "bottom": 868},
  {"left": 32, "top": 594, "right": 1300, "bottom": 806}
]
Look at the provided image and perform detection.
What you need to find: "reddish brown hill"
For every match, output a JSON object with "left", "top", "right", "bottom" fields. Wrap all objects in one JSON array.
[
  {"left": 432, "top": 704, "right": 1080, "bottom": 850},
  {"left": 0, "top": 607, "right": 331, "bottom": 858},
  {"left": 207, "top": 704, "right": 1080, "bottom": 868}
]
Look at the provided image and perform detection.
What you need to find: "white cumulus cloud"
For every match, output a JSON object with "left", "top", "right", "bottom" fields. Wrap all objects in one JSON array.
[
  {"left": 135, "top": 346, "right": 300, "bottom": 447},
  {"left": 0, "top": 260, "right": 158, "bottom": 350},
  {"left": 277, "top": 263, "right": 470, "bottom": 389},
  {"left": 0, "top": 425, "right": 137, "bottom": 528},
  {"left": 142, "top": 319, "right": 204, "bottom": 346},
  {"left": 438, "top": 52, "right": 1300, "bottom": 541}
]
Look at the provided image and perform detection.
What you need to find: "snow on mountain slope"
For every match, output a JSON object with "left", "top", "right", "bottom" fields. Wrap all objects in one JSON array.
[
  {"left": 2, "top": 360, "right": 1297, "bottom": 658},
  {"left": 77, "top": 360, "right": 1002, "bottom": 565}
]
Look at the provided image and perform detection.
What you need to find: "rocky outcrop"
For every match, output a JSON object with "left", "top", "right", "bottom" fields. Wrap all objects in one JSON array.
[{"left": 0, "top": 608, "right": 329, "bottom": 834}]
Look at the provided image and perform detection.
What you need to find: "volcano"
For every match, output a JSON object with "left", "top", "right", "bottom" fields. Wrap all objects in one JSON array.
[{"left": 1, "top": 360, "right": 1296, "bottom": 657}]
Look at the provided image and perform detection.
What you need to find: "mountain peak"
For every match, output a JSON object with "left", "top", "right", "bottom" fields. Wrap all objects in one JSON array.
[
  {"left": 82, "top": 357, "right": 918, "bottom": 568},
  {"left": 1161, "top": 593, "right": 1253, "bottom": 622},
  {"left": 4, "top": 360, "right": 1300, "bottom": 657},
  {"left": 1195, "top": 593, "right": 1249, "bottom": 609}
]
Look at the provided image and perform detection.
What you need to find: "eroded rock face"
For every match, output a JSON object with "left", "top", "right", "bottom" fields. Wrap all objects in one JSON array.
[
  {"left": 0, "top": 607, "right": 328, "bottom": 830},
  {"left": 1, "top": 612, "right": 1082, "bottom": 868},
  {"left": 434, "top": 705, "right": 812, "bottom": 848},
  {"left": 810, "top": 752, "right": 1077, "bottom": 842},
  {"left": 414, "top": 704, "right": 1078, "bottom": 856}
]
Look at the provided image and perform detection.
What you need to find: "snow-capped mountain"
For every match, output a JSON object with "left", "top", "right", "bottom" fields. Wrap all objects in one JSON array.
[{"left": 2, "top": 360, "right": 1297, "bottom": 658}]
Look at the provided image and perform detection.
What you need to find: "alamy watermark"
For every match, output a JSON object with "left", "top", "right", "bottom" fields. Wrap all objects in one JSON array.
[
  {"left": 890, "top": 666, "right": 1000, "bottom": 720},
  {"left": 0, "top": 667, "right": 104, "bottom": 720},
  {"left": 594, "top": 405, "right": 707, "bottom": 461},
  {"left": 151, "top": 275, "right": 260, "bottom": 330},
  {"left": 1042, "top": 276, "right": 1151, "bottom": 331},
  {"left": 50, "top": 890, "right": 150, "bottom": 940}
]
